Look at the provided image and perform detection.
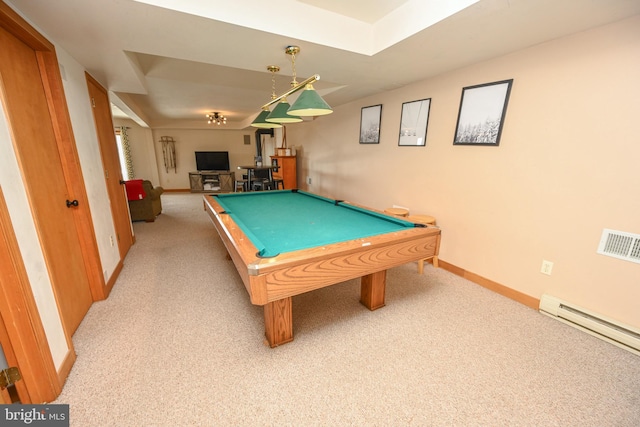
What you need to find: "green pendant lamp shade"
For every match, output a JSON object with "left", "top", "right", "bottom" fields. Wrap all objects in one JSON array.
[
  {"left": 287, "top": 84, "right": 333, "bottom": 116},
  {"left": 266, "top": 98, "right": 302, "bottom": 123},
  {"left": 254, "top": 47, "right": 331, "bottom": 122},
  {"left": 251, "top": 108, "right": 282, "bottom": 128}
]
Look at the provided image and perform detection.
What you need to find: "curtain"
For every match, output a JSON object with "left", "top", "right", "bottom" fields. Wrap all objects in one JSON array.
[{"left": 116, "top": 126, "right": 134, "bottom": 179}]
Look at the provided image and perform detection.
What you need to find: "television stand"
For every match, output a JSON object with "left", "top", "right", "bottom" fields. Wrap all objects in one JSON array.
[{"left": 189, "top": 171, "right": 235, "bottom": 193}]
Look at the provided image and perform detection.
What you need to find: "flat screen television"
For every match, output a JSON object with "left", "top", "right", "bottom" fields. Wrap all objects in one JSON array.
[{"left": 195, "top": 151, "right": 230, "bottom": 171}]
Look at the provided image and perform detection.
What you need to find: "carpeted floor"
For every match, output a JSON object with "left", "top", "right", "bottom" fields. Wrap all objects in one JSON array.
[{"left": 55, "top": 193, "right": 640, "bottom": 426}]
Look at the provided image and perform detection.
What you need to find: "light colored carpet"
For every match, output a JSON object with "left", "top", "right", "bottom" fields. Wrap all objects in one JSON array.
[{"left": 56, "top": 193, "right": 640, "bottom": 426}]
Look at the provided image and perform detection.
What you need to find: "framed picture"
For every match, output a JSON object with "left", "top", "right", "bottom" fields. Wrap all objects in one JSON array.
[
  {"left": 359, "top": 104, "right": 382, "bottom": 144},
  {"left": 453, "top": 79, "right": 513, "bottom": 146},
  {"left": 398, "top": 98, "right": 430, "bottom": 146}
]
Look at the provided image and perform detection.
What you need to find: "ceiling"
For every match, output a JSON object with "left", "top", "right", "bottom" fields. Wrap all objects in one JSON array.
[{"left": 7, "top": 0, "right": 640, "bottom": 129}]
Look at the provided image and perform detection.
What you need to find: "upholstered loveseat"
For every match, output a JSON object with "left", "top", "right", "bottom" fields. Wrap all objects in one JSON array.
[{"left": 125, "top": 179, "right": 164, "bottom": 222}]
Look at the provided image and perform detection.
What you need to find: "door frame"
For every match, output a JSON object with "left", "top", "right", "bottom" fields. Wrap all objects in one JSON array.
[
  {"left": 0, "top": 1, "right": 108, "bottom": 401},
  {"left": 0, "top": 1, "right": 107, "bottom": 302},
  {"left": 85, "top": 73, "right": 134, "bottom": 269},
  {"left": 0, "top": 187, "right": 61, "bottom": 403}
]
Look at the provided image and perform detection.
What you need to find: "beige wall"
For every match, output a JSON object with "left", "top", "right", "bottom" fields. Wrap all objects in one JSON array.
[
  {"left": 147, "top": 128, "right": 279, "bottom": 189},
  {"left": 287, "top": 16, "right": 640, "bottom": 328}
]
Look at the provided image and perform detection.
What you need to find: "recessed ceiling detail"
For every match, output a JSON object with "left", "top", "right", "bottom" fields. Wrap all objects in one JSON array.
[
  {"left": 297, "top": 0, "right": 410, "bottom": 24},
  {"left": 9, "top": 0, "right": 640, "bottom": 129},
  {"left": 132, "top": 0, "right": 481, "bottom": 55}
]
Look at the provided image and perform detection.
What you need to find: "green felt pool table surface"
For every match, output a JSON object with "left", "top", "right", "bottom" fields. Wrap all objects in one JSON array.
[{"left": 212, "top": 190, "right": 417, "bottom": 257}]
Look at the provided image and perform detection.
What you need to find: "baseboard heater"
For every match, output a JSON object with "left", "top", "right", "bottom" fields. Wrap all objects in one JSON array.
[{"left": 539, "top": 294, "right": 640, "bottom": 356}]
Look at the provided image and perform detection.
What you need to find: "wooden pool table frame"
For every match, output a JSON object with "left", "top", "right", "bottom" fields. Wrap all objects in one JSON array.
[{"left": 203, "top": 193, "right": 441, "bottom": 347}]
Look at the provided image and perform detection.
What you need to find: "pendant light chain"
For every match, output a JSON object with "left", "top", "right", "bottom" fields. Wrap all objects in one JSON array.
[
  {"left": 271, "top": 68, "right": 277, "bottom": 99},
  {"left": 266, "top": 65, "right": 280, "bottom": 100},
  {"left": 286, "top": 46, "right": 299, "bottom": 88},
  {"left": 291, "top": 51, "right": 297, "bottom": 87}
]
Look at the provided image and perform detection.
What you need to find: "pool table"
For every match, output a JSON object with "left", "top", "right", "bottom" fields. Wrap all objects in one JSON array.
[{"left": 204, "top": 190, "right": 441, "bottom": 347}]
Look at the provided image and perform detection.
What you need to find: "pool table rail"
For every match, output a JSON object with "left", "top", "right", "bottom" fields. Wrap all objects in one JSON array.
[
  {"left": 257, "top": 230, "right": 440, "bottom": 303},
  {"left": 204, "top": 197, "right": 268, "bottom": 304}
]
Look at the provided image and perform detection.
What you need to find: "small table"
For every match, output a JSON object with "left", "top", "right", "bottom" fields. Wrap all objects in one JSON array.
[
  {"left": 204, "top": 190, "right": 441, "bottom": 347},
  {"left": 407, "top": 215, "right": 438, "bottom": 272},
  {"left": 384, "top": 207, "right": 410, "bottom": 217},
  {"left": 238, "top": 165, "right": 277, "bottom": 191}
]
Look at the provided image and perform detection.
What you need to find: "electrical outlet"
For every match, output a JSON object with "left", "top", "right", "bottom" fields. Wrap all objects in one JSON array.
[
  {"left": 540, "top": 260, "right": 553, "bottom": 275},
  {"left": 306, "top": 177, "right": 312, "bottom": 185},
  {"left": 109, "top": 235, "right": 114, "bottom": 247}
]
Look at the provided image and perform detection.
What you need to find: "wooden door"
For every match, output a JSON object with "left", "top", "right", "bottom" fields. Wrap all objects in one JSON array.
[
  {"left": 0, "top": 26, "right": 92, "bottom": 334},
  {"left": 0, "top": 186, "right": 62, "bottom": 404},
  {"left": 85, "top": 74, "right": 134, "bottom": 259}
]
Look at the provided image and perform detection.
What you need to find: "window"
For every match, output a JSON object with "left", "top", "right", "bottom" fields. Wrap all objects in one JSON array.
[{"left": 114, "top": 127, "right": 133, "bottom": 180}]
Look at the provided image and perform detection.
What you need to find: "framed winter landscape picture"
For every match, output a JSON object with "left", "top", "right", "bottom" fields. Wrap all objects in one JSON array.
[
  {"left": 359, "top": 104, "right": 382, "bottom": 144},
  {"left": 398, "top": 98, "right": 430, "bottom": 146},
  {"left": 453, "top": 79, "right": 513, "bottom": 146}
]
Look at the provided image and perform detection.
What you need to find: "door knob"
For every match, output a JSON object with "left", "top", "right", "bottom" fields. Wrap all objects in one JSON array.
[{"left": 66, "top": 199, "right": 79, "bottom": 208}]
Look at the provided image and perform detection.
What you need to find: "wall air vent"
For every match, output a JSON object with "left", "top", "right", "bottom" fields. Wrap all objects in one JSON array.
[{"left": 596, "top": 228, "right": 640, "bottom": 264}]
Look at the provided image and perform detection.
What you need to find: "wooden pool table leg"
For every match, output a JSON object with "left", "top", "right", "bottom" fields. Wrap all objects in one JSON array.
[
  {"left": 263, "top": 297, "right": 293, "bottom": 347},
  {"left": 360, "top": 270, "right": 386, "bottom": 310}
]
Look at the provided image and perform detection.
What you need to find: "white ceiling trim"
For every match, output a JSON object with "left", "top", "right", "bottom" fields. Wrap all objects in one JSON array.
[
  {"left": 374, "top": 0, "right": 480, "bottom": 52},
  {"left": 132, "top": 0, "right": 480, "bottom": 55},
  {"left": 297, "top": 0, "right": 409, "bottom": 24}
]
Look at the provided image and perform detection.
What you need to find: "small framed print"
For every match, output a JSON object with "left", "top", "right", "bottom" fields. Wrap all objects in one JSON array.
[
  {"left": 453, "top": 79, "right": 513, "bottom": 146},
  {"left": 359, "top": 104, "right": 382, "bottom": 144},
  {"left": 398, "top": 98, "right": 430, "bottom": 146}
]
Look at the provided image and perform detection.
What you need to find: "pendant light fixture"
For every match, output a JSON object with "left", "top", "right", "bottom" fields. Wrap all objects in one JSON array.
[
  {"left": 258, "top": 46, "right": 332, "bottom": 120},
  {"left": 287, "top": 84, "right": 333, "bottom": 116},
  {"left": 266, "top": 97, "right": 302, "bottom": 123},
  {"left": 251, "top": 66, "right": 283, "bottom": 128},
  {"left": 285, "top": 46, "right": 332, "bottom": 116},
  {"left": 266, "top": 46, "right": 302, "bottom": 123}
]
